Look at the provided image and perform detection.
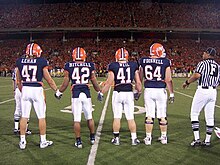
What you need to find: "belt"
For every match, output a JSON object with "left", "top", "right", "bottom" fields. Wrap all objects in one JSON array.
[{"left": 198, "top": 86, "right": 216, "bottom": 89}]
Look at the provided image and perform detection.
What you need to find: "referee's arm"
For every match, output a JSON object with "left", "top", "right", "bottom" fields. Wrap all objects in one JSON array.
[{"left": 182, "top": 72, "right": 201, "bottom": 88}]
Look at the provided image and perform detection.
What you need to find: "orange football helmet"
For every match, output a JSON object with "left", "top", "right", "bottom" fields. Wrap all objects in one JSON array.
[
  {"left": 115, "top": 48, "right": 129, "bottom": 61},
  {"left": 26, "top": 43, "right": 42, "bottom": 57},
  {"left": 72, "top": 47, "right": 87, "bottom": 61},
  {"left": 150, "top": 43, "right": 166, "bottom": 58}
]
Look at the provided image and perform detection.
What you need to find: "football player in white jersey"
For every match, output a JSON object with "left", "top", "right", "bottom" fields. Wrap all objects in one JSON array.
[
  {"left": 12, "top": 67, "right": 31, "bottom": 135},
  {"left": 16, "top": 43, "right": 58, "bottom": 149},
  {"left": 139, "top": 43, "right": 174, "bottom": 145},
  {"left": 55, "top": 47, "right": 101, "bottom": 149},
  {"left": 98, "top": 48, "right": 142, "bottom": 146}
]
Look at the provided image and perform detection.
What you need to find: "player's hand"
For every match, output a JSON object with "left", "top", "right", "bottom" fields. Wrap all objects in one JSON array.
[
  {"left": 182, "top": 80, "right": 189, "bottom": 89},
  {"left": 134, "top": 90, "right": 141, "bottom": 101},
  {"left": 169, "top": 93, "right": 174, "bottom": 104},
  {"left": 97, "top": 91, "right": 104, "bottom": 102},
  {"left": 55, "top": 90, "right": 63, "bottom": 99}
]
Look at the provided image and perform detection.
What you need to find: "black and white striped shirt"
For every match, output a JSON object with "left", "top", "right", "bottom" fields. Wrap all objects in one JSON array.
[{"left": 196, "top": 58, "right": 220, "bottom": 87}]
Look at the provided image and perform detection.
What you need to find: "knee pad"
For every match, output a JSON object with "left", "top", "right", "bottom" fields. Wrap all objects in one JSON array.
[
  {"left": 145, "top": 117, "right": 154, "bottom": 124},
  {"left": 158, "top": 117, "right": 168, "bottom": 125}
]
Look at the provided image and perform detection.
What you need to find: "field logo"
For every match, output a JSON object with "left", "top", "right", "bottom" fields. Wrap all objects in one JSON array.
[{"left": 60, "top": 105, "right": 145, "bottom": 114}]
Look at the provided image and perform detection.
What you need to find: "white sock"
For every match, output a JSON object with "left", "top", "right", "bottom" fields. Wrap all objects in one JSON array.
[
  {"left": 40, "top": 135, "right": 46, "bottom": 142},
  {"left": 20, "top": 135, "right": 26, "bottom": 142},
  {"left": 131, "top": 132, "right": 137, "bottom": 140},
  {"left": 205, "top": 134, "right": 211, "bottom": 142},
  {"left": 146, "top": 132, "right": 151, "bottom": 138},
  {"left": 194, "top": 131, "right": 200, "bottom": 140},
  {"left": 161, "top": 131, "right": 167, "bottom": 137},
  {"left": 14, "top": 122, "right": 19, "bottom": 130}
]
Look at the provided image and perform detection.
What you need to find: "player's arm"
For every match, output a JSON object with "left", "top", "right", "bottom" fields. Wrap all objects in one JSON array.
[
  {"left": 182, "top": 72, "right": 201, "bottom": 89},
  {"left": 165, "top": 66, "right": 174, "bottom": 94},
  {"left": 59, "top": 70, "right": 70, "bottom": 93},
  {"left": 12, "top": 77, "right": 16, "bottom": 91},
  {"left": 90, "top": 71, "right": 101, "bottom": 92},
  {"left": 134, "top": 70, "right": 142, "bottom": 93},
  {"left": 15, "top": 67, "right": 22, "bottom": 92},
  {"left": 101, "top": 71, "right": 114, "bottom": 94},
  {"left": 43, "top": 67, "right": 58, "bottom": 92},
  {"left": 165, "top": 66, "right": 175, "bottom": 103},
  {"left": 139, "top": 66, "right": 144, "bottom": 83}
]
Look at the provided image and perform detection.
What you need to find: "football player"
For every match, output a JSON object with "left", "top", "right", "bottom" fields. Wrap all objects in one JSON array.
[
  {"left": 98, "top": 48, "right": 142, "bottom": 146},
  {"left": 55, "top": 47, "right": 101, "bottom": 149},
  {"left": 16, "top": 43, "right": 58, "bottom": 149},
  {"left": 12, "top": 67, "right": 31, "bottom": 135},
  {"left": 139, "top": 43, "right": 174, "bottom": 145}
]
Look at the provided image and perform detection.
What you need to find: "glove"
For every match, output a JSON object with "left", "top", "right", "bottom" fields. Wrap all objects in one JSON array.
[
  {"left": 55, "top": 90, "right": 63, "bottom": 99},
  {"left": 97, "top": 91, "right": 104, "bottom": 102},
  {"left": 169, "top": 93, "right": 174, "bottom": 104},
  {"left": 134, "top": 90, "right": 141, "bottom": 101}
]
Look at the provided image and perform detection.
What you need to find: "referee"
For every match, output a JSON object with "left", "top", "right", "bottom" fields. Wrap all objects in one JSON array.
[{"left": 182, "top": 47, "right": 220, "bottom": 147}]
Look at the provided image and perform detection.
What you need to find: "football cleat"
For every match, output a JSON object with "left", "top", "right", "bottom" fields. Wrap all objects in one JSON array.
[
  {"left": 72, "top": 47, "right": 87, "bottom": 61},
  {"left": 40, "top": 140, "right": 53, "bottom": 149},
  {"left": 14, "top": 129, "right": 20, "bottom": 135},
  {"left": 190, "top": 139, "right": 201, "bottom": 147},
  {"left": 201, "top": 141, "right": 211, "bottom": 147},
  {"left": 132, "top": 138, "right": 140, "bottom": 146},
  {"left": 115, "top": 48, "right": 129, "bottom": 62},
  {"left": 26, "top": 129, "right": 32, "bottom": 135},
  {"left": 111, "top": 137, "right": 120, "bottom": 145},
  {"left": 19, "top": 141, "right": 26, "bottom": 150},
  {"left": 90, "top": 134, "right": 95, "bottom": 145},
  {"left": 144, "top": 136, "right": 152, "bottom": 145},
  {"left": 158, "top": 136, "right": 167, "bottom": 144},
  {"left": 26, "top": 43, "right": 42, "bottom": 57},
  {"left": 150, "top": 43, "right": 166, "bottom": 58},
  {"left": 75, "top": 140, "right": 83, "bottom": 149},
  {"left": 214, "top": 127, "right": 220, "bottom": 138}
]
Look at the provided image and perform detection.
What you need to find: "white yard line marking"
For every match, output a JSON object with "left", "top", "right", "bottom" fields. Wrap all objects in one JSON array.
[
  {"left": 174, "top": 90, "right": 220, "bottom": 108},
  {"left": 0, "top": 87, "right": 52, "bottom": 105},
  {"left": 0, "top": 98, "right": 14, "bottom": 105},
  {"left": 0, "top": 85, "right": 12, "bottom": 88},
  {"left": 87, "top": 88, "right": 111, "bottom": 165}
]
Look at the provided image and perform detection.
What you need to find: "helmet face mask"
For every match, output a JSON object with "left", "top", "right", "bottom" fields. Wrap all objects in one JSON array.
[
  {"left": 115, "top": 48, "right": 129, "bottom": 62},
  {"left": 72, "top": 47, "right": 87, "bottom": 61},
  {"left": 26, "top": 43, "right": 42, "bottom": 57},
  {"left": 150, "top": 43, "right": 166, "bottom": 58}
]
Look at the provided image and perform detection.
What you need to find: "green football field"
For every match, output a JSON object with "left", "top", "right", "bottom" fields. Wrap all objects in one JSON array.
[{"left": 0, "top": 77, "right": 220, "bottom": 165}]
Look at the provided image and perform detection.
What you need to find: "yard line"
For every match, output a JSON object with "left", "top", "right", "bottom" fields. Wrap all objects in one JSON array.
[
  {"left": 0, "top": 98, "right": 14, "bottom": 105},
  {"left": 0, "top": 85, "right": 12, "bottom": 88},
  {"left": 0, "top": 87, "right": 52, "bottom": 105},
  {"left": 87, "top": 88, "right": 111, "bottom": 165},
  {"left": 174, "top": 90, "right": 220, "bottom": 108}
]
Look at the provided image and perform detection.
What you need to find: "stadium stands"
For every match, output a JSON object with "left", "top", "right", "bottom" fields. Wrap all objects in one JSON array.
[{"left": 0, "top": 1, "right": 219, "bottom": 76}]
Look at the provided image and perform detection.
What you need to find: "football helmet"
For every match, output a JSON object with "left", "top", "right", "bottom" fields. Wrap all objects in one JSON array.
[
  {"left": 150, "top": 43, "right": 166, "bottom": 58},
  {"left": 214, "top": 127, "right": 220, "bottom": 139},
  {"left": 115, "top": 48, "right": 129, "bottom": 61},
  {"left": 26, "top": 43, "right": 42, "bottom": 57},
  {"left": 72, "top": 47, "right": 87, "bottom": 61}
]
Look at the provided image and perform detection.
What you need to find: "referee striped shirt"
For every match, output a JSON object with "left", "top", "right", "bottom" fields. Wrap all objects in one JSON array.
[{"left": 196, "top": 58, "right": 220, "bottom": 87}]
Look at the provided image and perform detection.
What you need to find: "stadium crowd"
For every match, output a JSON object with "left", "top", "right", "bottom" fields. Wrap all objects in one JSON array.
[
  {"left": 0, "top": 1, "right": 219, "bottom": 76},
  {"left": 0, "top": 2, "right": 219, "bottom": 28}
]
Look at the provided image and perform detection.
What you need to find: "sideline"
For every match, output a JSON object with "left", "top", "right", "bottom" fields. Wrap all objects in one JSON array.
[{"left": 87, "top": 88, "right": 111, "bottom": 165}]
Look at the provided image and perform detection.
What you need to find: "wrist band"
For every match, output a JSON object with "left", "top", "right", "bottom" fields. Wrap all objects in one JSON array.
[{"left": 185, "top": 80, "right": 190, "bottom": 85}]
